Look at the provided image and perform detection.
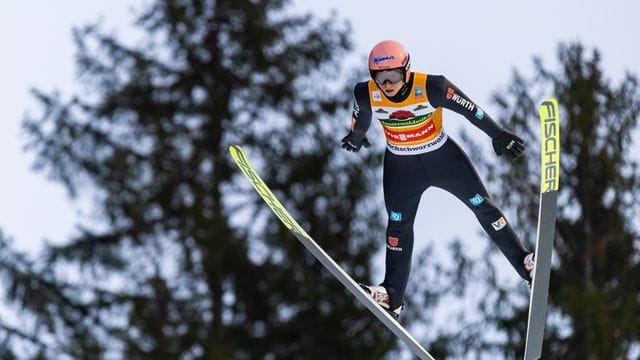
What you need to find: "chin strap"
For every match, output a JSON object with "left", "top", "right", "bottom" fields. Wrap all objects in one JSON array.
[{"left": 400, "top": 81, "right": 411, "bottom": 96}]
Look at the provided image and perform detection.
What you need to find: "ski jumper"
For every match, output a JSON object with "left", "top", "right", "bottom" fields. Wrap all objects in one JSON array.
[{"left": 351, "top": 72, "right": 530, "bottom": 308}]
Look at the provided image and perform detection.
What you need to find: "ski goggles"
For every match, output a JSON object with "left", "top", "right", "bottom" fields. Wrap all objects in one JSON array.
[{"left": 373, "top": 69, "right": 404, "bottom": 85}]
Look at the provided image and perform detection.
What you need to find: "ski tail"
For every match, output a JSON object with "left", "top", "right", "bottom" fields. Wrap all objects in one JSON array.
[{"left": 524, "top": 98, "right": 560, "bottom": 360}]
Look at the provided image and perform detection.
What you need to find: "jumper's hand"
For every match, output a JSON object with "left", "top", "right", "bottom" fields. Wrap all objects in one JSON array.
[
  {"left": 341, "top": 132, "right": 371, "bottom": 152},
  {"left": 492, "top": 130, "right": 525, "bottom": 159}
]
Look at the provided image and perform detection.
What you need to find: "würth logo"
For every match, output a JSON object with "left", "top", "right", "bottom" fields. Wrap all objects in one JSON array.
[
  {"left": 388, "top": 236, "right": 399, "bottom": 247},
  {"left": 446, "top": 88, "right": 475, "bottom": 111},
  {"left": 446, "top": 87, "right": 454, "bottom": 100},
  {"left": 387, "top": 236, "right": 402, "bottom": 251}
]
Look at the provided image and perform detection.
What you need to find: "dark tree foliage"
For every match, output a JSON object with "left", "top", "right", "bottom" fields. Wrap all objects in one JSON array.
[
  {"left": 438, "top": 43, "right": 640, "bottom": 359},
  {"left": 0, "top": 1, "right": 418, "bottom": 358}
]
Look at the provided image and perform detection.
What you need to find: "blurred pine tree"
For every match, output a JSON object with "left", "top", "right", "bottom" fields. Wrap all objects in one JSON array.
[
  {"left": 0, "top": 0, "right": 419, "bottom": 358},
  {"left": 448, "top": 42, "right": 640, "bottom": 359}
]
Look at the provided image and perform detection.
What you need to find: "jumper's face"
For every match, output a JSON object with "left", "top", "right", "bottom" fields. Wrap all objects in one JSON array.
[
  {"left": 373, "top": 69, "right": 405, "bottom": 97},
  {"left": 378, "top": 80, "right": 404, "bottom": 97}
]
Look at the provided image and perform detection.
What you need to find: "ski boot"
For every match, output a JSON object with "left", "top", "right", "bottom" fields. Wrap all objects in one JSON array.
[
  {"left": 524, "top": 252, "right": 535, "bottom": 288},
  {"left": 359, "top": 284, "right": 404, "bottom": 319}
]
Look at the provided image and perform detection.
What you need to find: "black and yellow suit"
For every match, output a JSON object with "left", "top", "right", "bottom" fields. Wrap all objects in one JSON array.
[{"left": 351, "top": 72, "right": 530, "bottom": 308}]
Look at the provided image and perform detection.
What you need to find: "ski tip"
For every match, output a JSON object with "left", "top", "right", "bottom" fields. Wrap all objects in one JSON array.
[
  {"left": 229, "top": 145, "right": 253, "bottom": 167},
  {"left": 228, "top": 144, "right": 244, "bottom": 156},
  {"left": 539, "top": 97, "right": 558, "bottom": 115},
  {"left": 539, "top": 98, "right": 559, "bottom": 120},
  {"left": 540, "top": 98, "right": 558, "bottom": 107}
]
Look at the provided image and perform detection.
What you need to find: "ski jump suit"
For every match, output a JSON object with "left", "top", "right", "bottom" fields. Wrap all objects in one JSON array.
[{"left": 351, "top": 72, "right": 530, "bottom": 309}]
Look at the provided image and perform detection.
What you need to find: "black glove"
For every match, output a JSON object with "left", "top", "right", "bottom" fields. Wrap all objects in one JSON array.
[
  {"left": 492, "top": 130, "right": 525, "bottom": 159},
  {"left": 341, "top": 131, "right": 371, "bottom": 152}
]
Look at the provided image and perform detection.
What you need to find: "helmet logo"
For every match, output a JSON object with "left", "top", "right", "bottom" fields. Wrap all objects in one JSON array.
[{"left": 373, "top": 55, "right": 395, "bottom": 64}]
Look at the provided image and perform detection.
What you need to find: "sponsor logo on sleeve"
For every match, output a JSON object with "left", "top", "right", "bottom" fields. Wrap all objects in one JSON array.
[
  {"left": 469, "top": 194, "right": 485, "bottom": 206},
  {"left": 387, "top": 236, "right": 402, "bottom": 251},
  {"left": 352, "top": 98, "right": 360, "bottom": 118},
  {"left": 475, "top": 108, "right": 484, "bottom": 120},
  {"left": 446, "top": 87, "right": 475, "bottom": 112},
  {"left": 390, "top": 211, "right": 402, "bottom": 222},
  {"left": 446, "top": 87, "right": 454, "bottom": 100},
  {"left": 388, "top": 236, "right": 399, "bottom": 247},
  {"left": 491, "top": 217, "right": 507, "bottom": 231}
]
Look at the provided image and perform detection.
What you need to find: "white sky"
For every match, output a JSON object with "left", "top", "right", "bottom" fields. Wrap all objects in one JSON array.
[{"left": 1, "top": 0, "right": 638, "bottom": 262}]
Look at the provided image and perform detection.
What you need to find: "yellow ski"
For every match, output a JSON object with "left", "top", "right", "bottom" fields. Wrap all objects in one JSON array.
[
  {"left": 524, "top": 98, "right": 561, "bottom": 360},
  {"left": 229, "top": 145, "right": 435, "bottom": 360}
]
